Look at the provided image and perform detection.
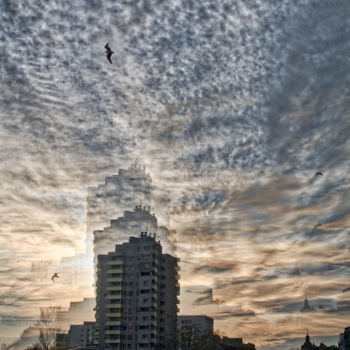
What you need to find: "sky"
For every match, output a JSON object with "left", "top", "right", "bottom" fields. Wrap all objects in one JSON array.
[{"left": 1, "top": 0, "right": 350, "bottom": 348}]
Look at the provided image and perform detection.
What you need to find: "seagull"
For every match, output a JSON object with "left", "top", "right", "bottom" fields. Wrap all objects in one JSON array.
[
  {"left": 105, "top": 43, "right": 114, "bottom": 64},
  {"left": 315, "top": 172, "right": 323, "bottom": 176},
  {"left": 51, "top": 273, "right": 59, "bottom": 282}
]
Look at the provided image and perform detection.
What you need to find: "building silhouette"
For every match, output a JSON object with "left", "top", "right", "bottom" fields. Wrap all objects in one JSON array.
[
  {"left": 178, "top": 315, "right": 213, "bottom": 337},
  {"left": 95, "top": 232, "right": 179, "bottom": 349},
  {"left": 93, "top": 205, "right": 158, "bottom": 261},
  {"left": 301, "top": 295, "right": 314, "bottom": 313},
  {"left": 88, "top": 165, "right": 173, "bottom": 271},
  {"left": 221, "top": 337, "right": 256, "bottom": 350},
  {"left": 68, "top": 321, "right": 95, "bottom": 347},
  {"left": 301, "top": 331, "right": 316, "bottom": 350},
  {"left": 339, "top": 326, "right": 350, "bottom": 350}
]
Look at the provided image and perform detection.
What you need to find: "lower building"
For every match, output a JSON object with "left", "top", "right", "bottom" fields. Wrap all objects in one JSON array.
[
  {"left": 339, "top": 327, "right": 350, "bottom": 350},
  {"left": 221, "top": 337, "right": 256, "bottom": 350},
  {"left": 178, "top": 315, "right": 213, "bottom": 336},
  {"left": 177, "top": 315, "right": 214, "bottom": 350},
  {"left": 68, "top": 321, "right": 95, "bottom": 347}
]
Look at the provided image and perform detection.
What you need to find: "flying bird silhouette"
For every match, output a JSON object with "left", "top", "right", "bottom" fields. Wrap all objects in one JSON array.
[
  {"left": 105, "top": 43, "right": 114, "bottom": 64},
  {"left": 51, "top": 273, "right": 59, "bottom": 282},
  {"left": 315, "top": 172, "right": 323, "bottom": 176}
]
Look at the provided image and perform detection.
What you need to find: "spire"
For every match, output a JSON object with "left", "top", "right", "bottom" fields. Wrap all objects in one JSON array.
[{"left": 301, "top": 293, "right": 314, "bottom": 312}]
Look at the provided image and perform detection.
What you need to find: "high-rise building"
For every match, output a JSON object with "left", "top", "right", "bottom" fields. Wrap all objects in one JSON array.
[{"left": 95, "top": 232, "right": 180, "bottom": 350}]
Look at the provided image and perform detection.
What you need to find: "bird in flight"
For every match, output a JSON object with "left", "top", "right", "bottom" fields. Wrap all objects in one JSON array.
[
  {"left": 105, "top": 43, "right": 114, "bottom": 64},
  {"left": 315, "top": 172, "right": 323, "bottom": 176},
  {"left": 51, "top": 273, "right": 59, "bottom": 282}
]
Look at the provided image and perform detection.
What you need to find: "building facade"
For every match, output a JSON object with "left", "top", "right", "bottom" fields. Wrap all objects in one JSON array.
[
  {"left": 178, "top": 315, "right": 213, "bottom": 337},
  {"left": 68, "top": 321, "right": 95, "bottom": 347},
  {"left": 95, "top": 233, "right": 180, "bottom": 349}
]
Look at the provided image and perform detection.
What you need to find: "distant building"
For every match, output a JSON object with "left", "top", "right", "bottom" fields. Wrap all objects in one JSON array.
[
  {"left": 93, "top": 205, "right": 159, "bottom": 260},
  {"left": 301, "top": 296, "right": 314, "bottom": 312},
  {"left": 95, "top": 232, "right": 180, "bottom": 349},
  {"left": 339, "top": 326, "right": 350, "bottom": 350},
  {"left": 68, "top": 321, "right": 95, "bottom": 347},
  {"left": 56, "top": 297, "right": 95, "bottom": 331},
  {"left": 301, "top": 331, "right": 316, "bottom": 350},
  {"left": 221, "top": 337, "right": 256, "bottom": 350},
  {"left": 178, "top": 315, "right": 214, "bottom": 336},
  {"left": 87, "top": 165, "right": 154, "bottom": 263},
  {"left": 222, "top": 338, "right": 244, "bottom": 346}
]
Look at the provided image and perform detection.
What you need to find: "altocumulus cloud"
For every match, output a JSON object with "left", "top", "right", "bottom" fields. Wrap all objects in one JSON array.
[{"left": 1, "top": 0, "right": 350, "bottom": 348}]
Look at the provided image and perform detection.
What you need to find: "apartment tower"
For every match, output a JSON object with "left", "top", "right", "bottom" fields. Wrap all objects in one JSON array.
[{"left": 95, "top": 232, "right": 180, "bottom": 349}]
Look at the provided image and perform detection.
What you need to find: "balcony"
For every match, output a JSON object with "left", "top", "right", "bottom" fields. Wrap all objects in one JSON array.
[
  {"left": 107, "top": 277, "right": 123, "bottom": 283},
  {"left": 106, "top": 321, "right": 122, "bottom": 326},
  {"left": 107, "top": 260, "right": 123, "bottom": 265},
  {"left": 106, "top": 312, "right": 122, "bottom": 317},
  {"left": 105, "top": 339, "right": 120, "bottom": 344},
  {"left": 106, "top": 286, "right": 122, "bottom": 291},
  {"left": 105, "top": 330, "right": 121, "bottom": 335},
  {"left": 107, "top": 268, "right": 123, "bottom": 274},
  {"left": 106, "top": 295, "right": 122, "bottom": 300},
  {"left": 106, "top": 304, "right": 122, "bottom": 309}
]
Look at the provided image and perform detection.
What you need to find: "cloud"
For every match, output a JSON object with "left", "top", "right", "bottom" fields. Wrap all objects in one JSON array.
[
  {"left": 2, "top": 0, "right": 350, "bottom": 348},
  {"left": 213, "top": 309, "right": 256, "bottom": 320},
  {"left": 185, "top": 286, "right": 224, "bottom": 305}
]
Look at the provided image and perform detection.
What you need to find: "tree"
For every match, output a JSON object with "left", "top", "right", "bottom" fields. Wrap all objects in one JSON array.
[{"left": 165, "top": 325, "right": 222, "bottom": 350}]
